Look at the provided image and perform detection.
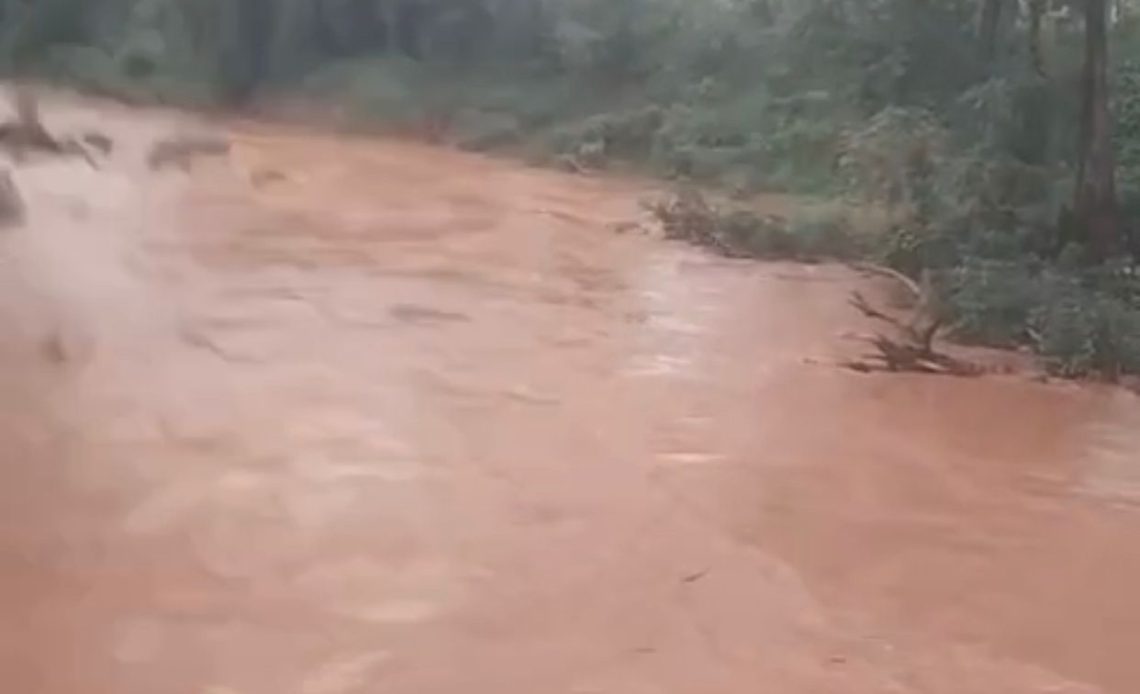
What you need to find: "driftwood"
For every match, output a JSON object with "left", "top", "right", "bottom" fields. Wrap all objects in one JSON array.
[
  {"left": 845, "top": 264, "right": 980, "bottom": 376},
  {"left": 848, "top": 260, "right": 921, "bottom": 298},
  {"left": 849, "top": 290, "right": 944, "bottom": 355},
  {"left": 847, "top": 330, "right": 980, "bottom": 376}
]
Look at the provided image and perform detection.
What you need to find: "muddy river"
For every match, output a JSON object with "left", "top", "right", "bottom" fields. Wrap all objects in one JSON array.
[{"left": 0, "top": 96, "right": 1138, "bottom": 694}]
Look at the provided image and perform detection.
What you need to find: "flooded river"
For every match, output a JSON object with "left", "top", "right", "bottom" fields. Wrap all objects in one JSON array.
[{"left": 1, "top": 97, "right": 1138, "bottom": 693}]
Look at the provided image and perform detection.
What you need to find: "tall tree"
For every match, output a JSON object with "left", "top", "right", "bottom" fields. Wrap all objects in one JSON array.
[
  {"left": 978, "top": 0, "right": 1005, "bottom": 60},
  {"left": 1074, "top": 0, "right": 1121, "bottom": 259},
  {"left": 1026, "top": 0, "right": 1046, "bottom": 75}
]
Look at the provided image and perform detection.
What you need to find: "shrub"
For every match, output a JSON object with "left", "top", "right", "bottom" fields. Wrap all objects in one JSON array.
[
  {"left": 788, "top": 207, "right": 866, "bottom": 260},
  {"left": 945, "top": 258, "right": 1040, "bottom": 346},
  {"left": 838, "top": 106, "right": 947, "bottom": 213},
  {"left": 1030, "top": 271, "right": 1140, "bottom": 378},
  {"left": 648, "top": 189, "right": 861, "bottom": 262},
  {"left": 294, "top": 56, "right": 428, "bottom": 124},
  {"left": 945, "top": 258, "right": 1140, "bottom": 377},
  {"left": 451, "top": 109, "right": 522, "bottom": 150}
]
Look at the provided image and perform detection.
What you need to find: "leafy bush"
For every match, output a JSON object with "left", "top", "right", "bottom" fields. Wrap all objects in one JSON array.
[
  {"left": 1115, "top": 60, "right": 1140, "bottom": 184},
  {"left": 292, "top": 56, "right": 429, "bottom": 124},
  {"left": 788, "top": 207, "right": 866, "bottom": 260},
  {"left": 648, "top": 188, "right": 790, "bottom": 258},
  {"left": 945, "top": 258, "right": 1040, "bottom": 346},
  {"left": 946, "top": 258, "right": 1140, "bottom": 376},
  {"left": 1030, "top": 270, "right": 1140, "bottom": 378},
  {"left": 451, "top": 109, "right": 522, "bottom": 150},
  {"left": 838, "top": 106, "right": 947, "bottom": 213},
  {"left": 546, "top": 105, "right": 664, "bottom": 161}
]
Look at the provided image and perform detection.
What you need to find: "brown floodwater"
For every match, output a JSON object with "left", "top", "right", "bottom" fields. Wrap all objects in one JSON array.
[{"left": 1, "top": 95, "right": 1138, "bottom": 694}]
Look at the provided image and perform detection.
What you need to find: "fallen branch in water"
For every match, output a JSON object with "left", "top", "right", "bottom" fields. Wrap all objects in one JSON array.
[
  {"left": 849, "top": 290, "right": 946, "bottom": 356},
  {"left": 845, "top": 279, "right": 979, "bottom": 376},
  {"left": 844, "top": 332, "right": 981, "bottom": 376},
  {"left": 847, "top": 261, "right": 921, "bottom": 298}
]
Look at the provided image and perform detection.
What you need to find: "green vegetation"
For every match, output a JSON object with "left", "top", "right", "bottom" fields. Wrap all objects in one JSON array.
[{"left": 2, "top": 0, "right": 1140, "bottom": 376}]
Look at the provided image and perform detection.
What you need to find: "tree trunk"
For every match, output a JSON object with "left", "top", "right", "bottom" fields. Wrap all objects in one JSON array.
[
  {"left": 978, "top": 0, "right": 1004, "bottom": 60},
  {"left": 1027, "top": 0, "right": 1046, "bottom": 75},
  {"left": 1074, "top": 0, "right": 1121, "bottom": 260}
]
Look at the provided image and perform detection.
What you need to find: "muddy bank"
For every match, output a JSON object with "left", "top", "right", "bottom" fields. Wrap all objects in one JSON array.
[{"left": 0, "top": 95, "right": 1137, "bottom": 694}]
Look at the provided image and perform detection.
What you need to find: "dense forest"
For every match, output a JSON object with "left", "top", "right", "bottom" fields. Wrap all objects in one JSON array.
[{"left": 2, "top": 0, "right": 1140, "bottom": 376}]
